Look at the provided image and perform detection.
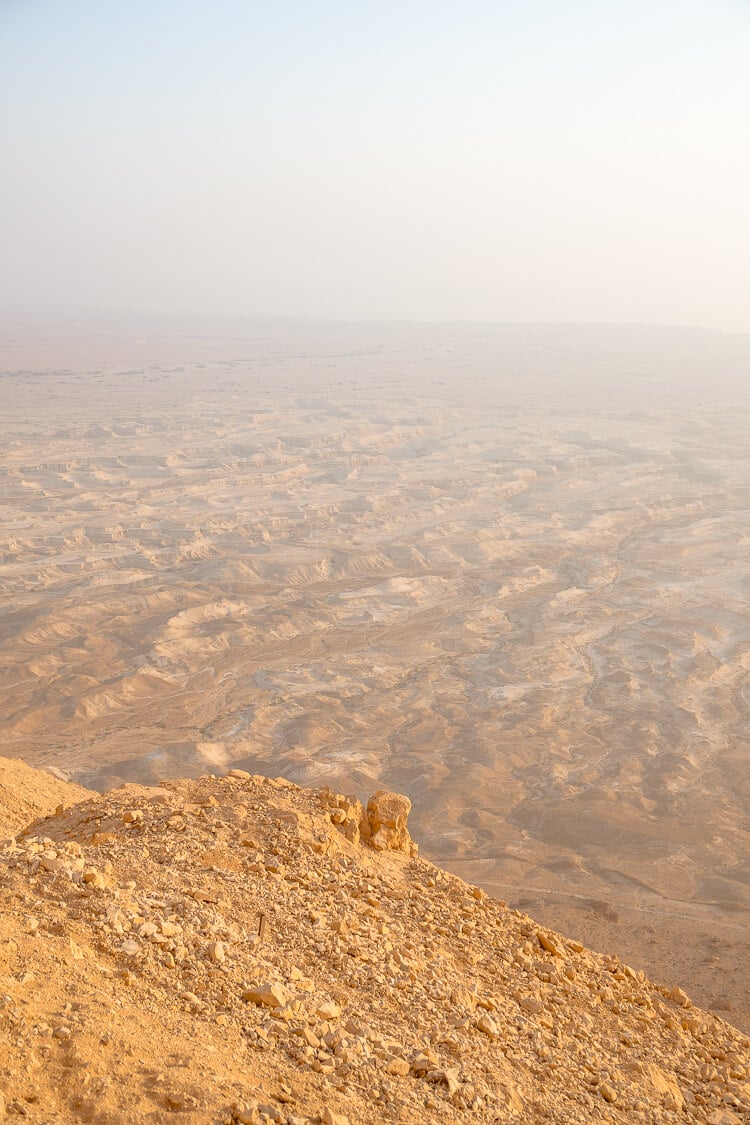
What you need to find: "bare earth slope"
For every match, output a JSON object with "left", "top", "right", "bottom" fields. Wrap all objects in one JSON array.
[
  {"left": 0, "top": 756, "right": 92, "bottom": 840},
  {"left": 1, "top": 763, "right": 748, "bottom": 1124}
]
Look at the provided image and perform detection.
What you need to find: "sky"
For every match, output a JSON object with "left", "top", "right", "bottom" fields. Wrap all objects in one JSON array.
[{"left": 1, "top": 0, "right": 749, "bottom": 329}]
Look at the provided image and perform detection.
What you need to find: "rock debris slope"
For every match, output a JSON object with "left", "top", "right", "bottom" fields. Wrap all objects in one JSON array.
[{"left": 0, "top": 760, "right": 748, "bottom": 1124}]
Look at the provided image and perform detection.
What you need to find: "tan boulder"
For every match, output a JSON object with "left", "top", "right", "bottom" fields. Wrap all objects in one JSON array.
[{"left": 364, "top": 790, "right": 416, "bottom": 854}]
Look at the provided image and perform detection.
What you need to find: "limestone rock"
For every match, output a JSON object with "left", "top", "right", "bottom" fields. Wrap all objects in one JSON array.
[
  {"left": 537, "top": 931, "right": 563, "bottom": 957},
  {"left": 642, "top": 1063, "right": 685, "bottom": 1111},
  {"left": 315, "top": 1000, "right": 341, "bottom": 1020},
  {"left": 207, "top": 940, "right": 226, "bottom": 963},
  {"left": 668, "top": 984, "right": 692, "bottom": 1008},
  {"left": 318, "top": 789, "right": 364, "bottom": 844},
  {"left": 322, "top": 1109, "right": 350, "bottom": 1125},
  {"left": 387, "top": 1057, "right": 411, "bottom": 1076},
  {"left": 476, "top": 1013, "right": 499, "bottom": 1038},
  {"left": 242, "top": 982, "right": 290, "bottom": 1009},
  {"left": 426, "top": 1067, "right": 460, "bottom": 1095},
  {"left": 410, "top": 1049, "right": 438, "bottom": 1076},
  {"left": 364, "top": 790, "right": 415, "bottom": 854}
]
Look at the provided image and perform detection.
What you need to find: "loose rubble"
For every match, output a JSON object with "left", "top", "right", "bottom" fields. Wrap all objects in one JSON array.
[{"left": 0, "top": 758, "right": 748, "bottom": 1123}]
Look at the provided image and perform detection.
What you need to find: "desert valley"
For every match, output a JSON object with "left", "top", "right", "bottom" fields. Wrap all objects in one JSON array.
[{"left": 1, "top": 317, "right": 749, "bottom": 1046}]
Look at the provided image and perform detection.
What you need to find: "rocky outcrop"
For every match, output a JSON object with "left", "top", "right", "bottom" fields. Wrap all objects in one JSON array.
[
  {"left": 319, "top": 786, "right": 417, "bottom": 855},
  {"left": 363, "top": 789, "right": 417, "bottom": 855}
]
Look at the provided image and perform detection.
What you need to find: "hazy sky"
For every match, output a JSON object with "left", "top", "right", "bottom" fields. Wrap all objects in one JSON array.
[{"left": 2, "top": 1, "right": 749, "bottom": 329}]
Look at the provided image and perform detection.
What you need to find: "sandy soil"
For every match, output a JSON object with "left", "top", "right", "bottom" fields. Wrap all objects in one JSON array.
[{"left": 1, "top": 317, "right": 749, "bottom": 1032}]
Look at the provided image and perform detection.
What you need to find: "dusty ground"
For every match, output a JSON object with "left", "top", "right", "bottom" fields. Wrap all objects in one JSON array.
[
  {"left": 0, "top": 757, "right": 748, "bottom": 1124},
  {"left": 1, "top": 317, "right": 749, "bottom": 1034}
]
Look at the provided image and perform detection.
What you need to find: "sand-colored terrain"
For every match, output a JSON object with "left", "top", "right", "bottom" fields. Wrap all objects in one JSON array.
[
  {"left": 1, "top": 758, "right": 749, "bottom": 1123},
  {"left": 1, "top": 318, "right": 749, "bottom": 1033},
  {"left": 0, "top": 755, "right": 91, "bottom": 840}
]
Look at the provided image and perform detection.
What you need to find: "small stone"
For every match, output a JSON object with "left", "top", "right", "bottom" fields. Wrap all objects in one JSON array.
[
  {"left": 242, "top": 982, "right": 290, "bottom": 1009},
  {"left": 256, "top": 1105, "right": 284, "bottom": 1123},
  {"left": 232, "top": 1101, "right": 261, "bottom": 1124},
  {"left": 427, "top": 1068, "right": 461, "bottom": 1096},
  {"left": 321, "top": 1109, "right": 350, "bottom": 1125},
  {"left": 164, "top": 1092, "right": 192, "bottom": 1110},
  {"left": 316, "top": 1000, "right": 341, "bottom": 1020},
  {"left": 411, "top": 1050, "right": 438, "bottom": 1075},
  {"left": 537, "top": 931, "right": 563, "bottom": 957},
  {"left": 298, "top": 1027, "right": 320, "bottom": 1048},
  {"left": 668, "top": 984, "right": 692, "bottom": 1008},
  {"left": 207, "top": 940, "right": 226, "bottom": 963},
  {"left": 388, "top": 1057, "right": 411, "bottom": 1076},
  {"left": 600, "top": 1083, "right": 618, "bottom": 1103},
  {"left": 476, "top": 1014, "right": 499, "bottom": 1038}
]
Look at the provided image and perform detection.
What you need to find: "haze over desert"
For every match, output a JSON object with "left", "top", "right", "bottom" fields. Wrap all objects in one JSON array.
[
  {"left": 3, "top": 2, "right": 750, "bottom": 1120},
  {"left": 2, "top": 316, "right": 748, "bottom": 1037}
]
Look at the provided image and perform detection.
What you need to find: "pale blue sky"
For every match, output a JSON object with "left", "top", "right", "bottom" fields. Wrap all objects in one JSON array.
[{"left": 1, "top": 1, "right": 749, "bottom": 328}]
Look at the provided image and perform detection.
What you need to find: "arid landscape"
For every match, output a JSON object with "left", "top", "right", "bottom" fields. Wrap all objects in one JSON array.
[{"left": 1, "top": 317, "right": 749, "bottom": 1036}]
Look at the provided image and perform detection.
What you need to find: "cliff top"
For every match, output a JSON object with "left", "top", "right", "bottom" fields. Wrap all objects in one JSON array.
[{"left": 0, "top": 759, "right": 747, "bottom": 1124}]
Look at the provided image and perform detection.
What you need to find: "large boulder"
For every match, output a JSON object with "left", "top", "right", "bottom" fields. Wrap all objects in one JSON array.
[{"left": 363, "top": 790, "right": 417, "bottom": 855}]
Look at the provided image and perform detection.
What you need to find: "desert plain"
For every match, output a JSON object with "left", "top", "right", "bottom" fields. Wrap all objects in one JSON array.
[{"left": 1, "top": 316, "right": 749, "bottom": 1031}]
